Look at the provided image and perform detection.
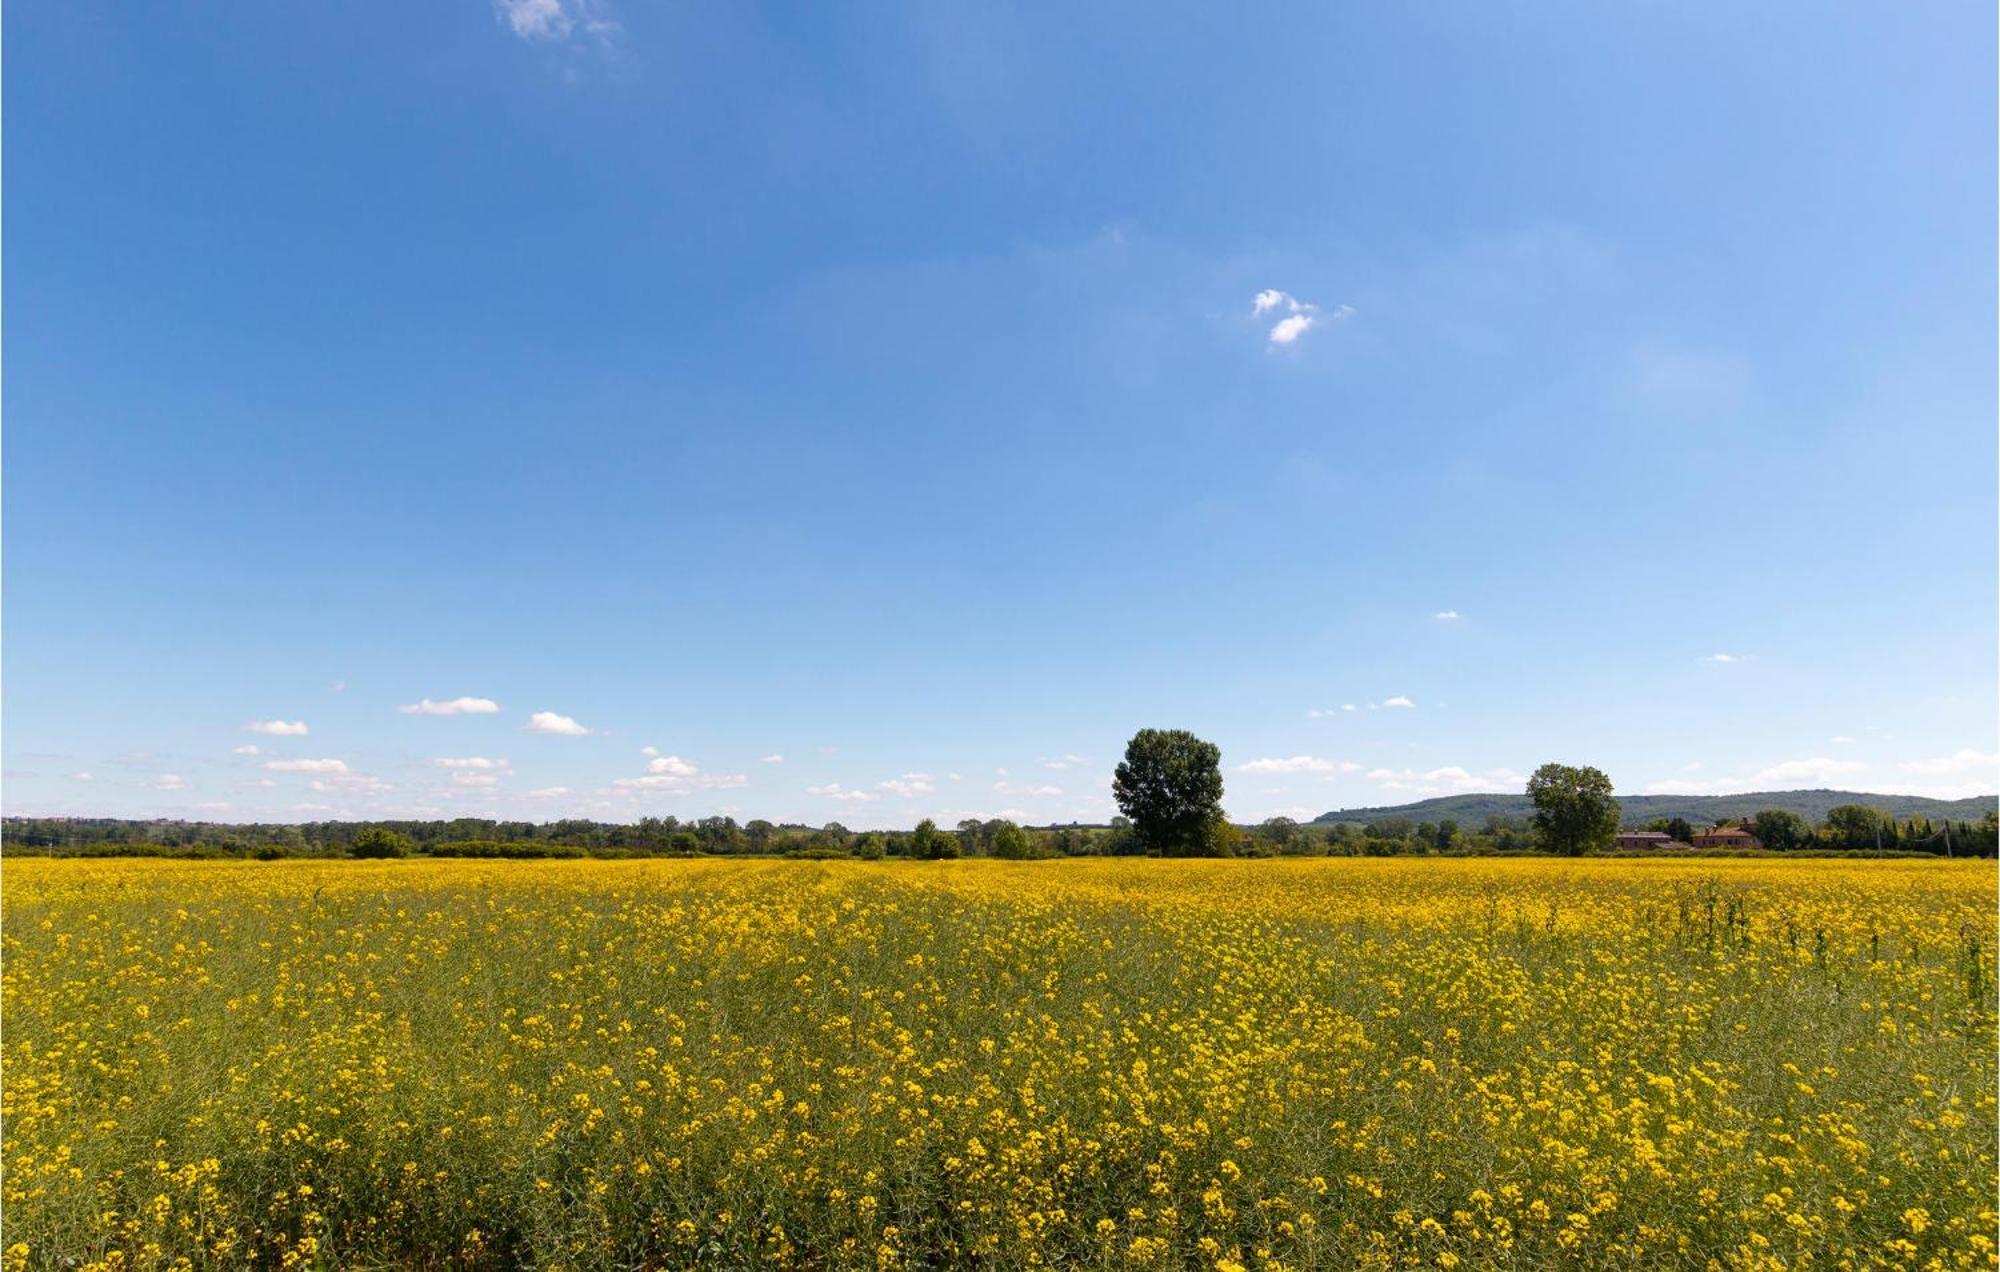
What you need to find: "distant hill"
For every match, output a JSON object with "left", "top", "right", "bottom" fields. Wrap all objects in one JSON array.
[{"left": 1313, "top": 788, "right": 1996, "bottom": 828}]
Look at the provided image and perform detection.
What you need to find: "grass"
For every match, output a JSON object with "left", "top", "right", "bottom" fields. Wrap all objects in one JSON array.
[{"left": 2, "top": 856, "right": 1994, "bottom": 1269}]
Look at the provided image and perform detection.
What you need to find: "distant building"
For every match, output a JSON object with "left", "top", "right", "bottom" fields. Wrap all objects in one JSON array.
[
  {"left": 1613, "top": 831, "right": 1677, "bottom": 851},
  {"left": 1693, "top": 825, "right": 1762, "bottom": 849}
]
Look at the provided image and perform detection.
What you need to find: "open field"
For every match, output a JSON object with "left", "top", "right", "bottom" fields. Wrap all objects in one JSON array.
[{"left": 3, "top": 858, "right": 1994, "bottom": 1270}]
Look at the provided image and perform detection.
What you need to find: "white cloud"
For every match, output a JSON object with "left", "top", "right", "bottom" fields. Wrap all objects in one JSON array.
[
  {"left": 1643, "top": 777, "right": 1751, "bottom": 796},
  {"left": 759, "top": 753, "right": 785, "bottom": 764},
  {"left": 290, "top": 802, "right": 335, "bottom": 814},
  {"left": 311, "top": 773, "right": 394, "bottom": 794},
  {"left": 155, "top": 774, "right": 188, "bottom": 791},
  {"left": 67, "top": 772, "right": 93, "bottom": 782},
  {"left": 264, "top": 758, "right": 350, "bottom": 774},
  {"left": 1237, "top": 756, "right": 1360, "bottom": 775},
  {"left": 496, "top": 0, "right": 572, "bottom": 40},
  {"left": 1268, "top": 313, "right": 1316, "bottom": 345},
  {"left": 1898, "top": 749, "right": 2000, "bottom": 778},
  {"left": 1381, "top": 695, "right": 1416, "bottom": 709},
  {"left": 193, "top": 801, "right": 232, "bottom": 811},
  {"left": 994, "top": 780, "right": 1062, "bottom": 797},
  {"left": 451, "top": 772, "right": 500, "bottom": 788},
  {"left": 528, "top": 786, "right": 572, "bottom": 798},
  {"left": 434, "top": 756, "right": 510, "bottom": 770},
  {"left": 527, "top": 711, "right": 591, "bottom": 736},
  {"left": 400, "top": 696, "right": 501, "bottom": 716},
  {"left": 1365, "top": 765, "right": 1524, "bottom": 795},
  {"left": 878, "top": 774, "right": 935, "bottom": 798},
  {"left": 1434, "top": 610, "right": 1461, "bottom": 621},
  {"left": 232, "top": 744, "right": 260, "bottom": 756},
  {"left": 245, "top": 720, "right": 308, "bottom": 736},
  {"left": 807, "top": 782, "right": 879, "bottom": 803},
  {"left": 1041, "top": 753, "right": 1089, "bottom": 770},
  {"left": 494, "top": 0, "right": 617, "bottom": 45},
  {"left": 611, "top": 756, "right": 747, "bottom": 794},
  {"left": 328, "top": 680, "right": 347, "bottom": 693},
  {"left": 1830, "top": 735, "right": 1857, "bottom": 744},
  {"left": 640, "top": 745, "right": 659, "bottom": 757},
  {"left": 1251, "top": 289, "right": 1351, "bottom": 347},
  {"left": 1701, "top": 653, "right": 1747, "bottom": 664},
  {"left": 1753, "top": 756, "right": 1867, "bottom": 785}
]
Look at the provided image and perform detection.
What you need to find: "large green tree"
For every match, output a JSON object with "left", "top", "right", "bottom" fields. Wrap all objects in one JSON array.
[
  {"left": 1526, "top": 762, "right": 1620, "bottom": 856},
  {"left": 1750, "top": 808, "right": 1811, "bottom": 852},
  {"left": 1112, "top": 728, "right": 1228, "bottom": 856}
]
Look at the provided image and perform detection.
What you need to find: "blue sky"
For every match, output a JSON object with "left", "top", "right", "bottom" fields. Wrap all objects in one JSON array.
[{"left": 5, "top": 0, "right": 1995, "bottom": 828}]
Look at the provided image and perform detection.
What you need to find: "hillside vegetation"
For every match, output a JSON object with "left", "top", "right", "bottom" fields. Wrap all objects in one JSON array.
[{"left": 1314, "top": 788, "right": 1994, "bottom": 828}]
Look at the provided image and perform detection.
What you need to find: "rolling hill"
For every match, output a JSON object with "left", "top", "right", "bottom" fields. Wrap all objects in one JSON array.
[{"left": 1312, "top": 788, "right": 1995, "bottom": 828}]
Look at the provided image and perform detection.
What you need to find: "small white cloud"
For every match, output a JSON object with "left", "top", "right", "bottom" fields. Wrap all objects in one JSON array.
[
  {"left": 1251, "top": 289, "right": 1290, "bottom": 315},
  {"left": 495, "top": 0, "right": 617, "bottom": 45},
  {"left": 759, "top": 753, "right": 785, "bottom": 764},
  {"left": 1701, "top": 653, "right": 1746, "bottom": 664},
  {"left": 1268, "top": 313, "right": 1316, "bottom": 345},
  {"left": 155, "top": 774, "right": 188, "bottom": 791},
  {"left": 1830, "top": 735, "right": 1857, "bottom": 744},
  {"left": 1365, "top": 765, "right": 1524, "bottom": 795},
  {"left": 1643, "top": 777, "right": 1750, "bottom": 796},
  {"left": 807, "top": 782, "right": 879, "bottom": 803},
  {"left": 1041, "top": 753, "right": 1089, "bottom": 770},
  {"left": 246, "top": 720, "right": 309, "bottom": 736},
  {"left": 452, "top": 772, "right": 500, "bottom": 788},
  {"left": 328, "top": 679, "right": 347, "bottom": 693},
  {"left": 1434, "top": 610, "right": 1461, "bottom": 621},
  {"left": 400, "top": 696, "right": 501, "bottom": 716},
  {"left": 645, "top": 754, "right": 699, "bottom": 777},
  {"left": 640, "top": 745, "right": 660, "bottom": 757},
  {"left": 1382, "top": 695, "right": 1416, "bottom": 709},
  {"left": 1897, "top": 749, "right": 2000, "bottom": 778},
  {"left": 434, "top": 756, "right": 510, "bottom": 770},
  {"left": 528, "top": 786, "right": 571, "bottom": 798},
  {"left": 311, "top": 773, "right": 394, "bottom": 794},
  {"left": 232, "top": 744, "right": 260, "bottom": 756},
  {"left": 1754, "top": 756, "right": 1866, "bottom": 784},
  {"left": 1237, "top": 756, "right": 1360, "bottom": 775},
  {"left": 193, "top": 801, "right": 232, "bottom": 811},
  {"left": 67, "top": 771, "right": 94, "bottom": 782},
  {"left": 994, "top": 780, "right": 1061, "bottom": 797},
  {"left": 290, "top": 802, "right": 335, "bottom": 813},
  {"left": 527, "top": 711, "right": 591, "bottom": 736},
  {"left": 878, "top": 775, "right": 936, "bottom": 798},
  {"left": 264, "top": 758, "right": 350, "bottom": 774}
]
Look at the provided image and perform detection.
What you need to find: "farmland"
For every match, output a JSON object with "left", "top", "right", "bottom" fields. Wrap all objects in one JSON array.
[{"left": 3, "top": 857, "right": 1994, "bottom": 1269}]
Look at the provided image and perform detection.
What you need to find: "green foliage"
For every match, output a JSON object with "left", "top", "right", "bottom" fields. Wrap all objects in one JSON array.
[
  {"left": 989, "top": 821, "right": 1033, "bottom": 860},
  {"left": 1112, "top": 729, "right": 1227, "bottom": 857},
  {"left": 1750, "top": 809, "right": 1811, "bottom": 852},
  {"left": 1526, "top": 763, "right": 1621, "bottom": 856},
  {"left": 910, "top": 818, "right": 960, "bottom": 860},
  {"left": 1822, "top": 804, "right": 1887, "bottom": 850},
  {"left": 351, "top": 828, "right": 413, "bottom": 859}
]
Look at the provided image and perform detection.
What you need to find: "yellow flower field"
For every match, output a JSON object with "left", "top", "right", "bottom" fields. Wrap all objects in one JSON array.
[{"left": 2, "top": 857, "right": 1994, "bottom": 1269}]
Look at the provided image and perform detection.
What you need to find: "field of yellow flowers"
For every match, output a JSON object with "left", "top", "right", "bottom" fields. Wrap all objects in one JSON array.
[{"left": 3, "top": 857, "right": 1994, "bottom": 1270}]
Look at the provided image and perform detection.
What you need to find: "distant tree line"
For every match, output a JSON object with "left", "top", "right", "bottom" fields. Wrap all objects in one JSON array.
[{"left": 7, "top": 736, "right": 1992, "bottom": 861}]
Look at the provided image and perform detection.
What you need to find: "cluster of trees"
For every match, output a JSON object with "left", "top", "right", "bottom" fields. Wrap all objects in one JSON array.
[{"left": 8, "top": 735, "right": 1992, "bottom": 861}]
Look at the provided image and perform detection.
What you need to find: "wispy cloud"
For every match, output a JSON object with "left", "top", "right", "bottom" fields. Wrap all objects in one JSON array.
[
  {"left": 1433, "top": 610, "right": 1461, "bottom": 621},
  {"left": 1237, "top": 756, "right": 1360, "bottom": 775},
  {"left": 878, "top": 774, "right": 935, "bottom": 799},
  {"left": 1365, "top": 765, "right": 1524, "bottom": 795},
  {"left": 245, "top": 720, "right": 308, "bottom": 736},
  {"left": 264, "top": 758, "right": 350, "bottom": 774},
  {"left": 994, "top": 780, "right": 1061, "bottom": 797},
  {"left": 434, "top": 757, "right": 511, "bottom": 770},
  {"left": 1898, "top": 749, "right": 1999, "bottom": 778},
  {"left": 759, "top": 753, "right": 785, "bottom": 764},
  {"left": 400, "top": 696, "right": 501, "bottom": 716},
  {"left": 807, "top": 782, "right": 879, "bottom": 803},
  {"left": 611, "top": 755, "right": 747, "bottom": 795},
  {"left": 494, "top": 0, "right": 618, "bottom": 46},
  {"left": 1381, "top": 695, "right": 1416, "bottom": 709},
  {"left": 1701, "top": 653, "right": 1747, "bottom": 664},
  {"left": 1250, "top": 289, "right": 1353, "bottom": 348},
  {"left": 528, "top": 786, "right": 571, "bottom": 798},
  {"left": 1041, "top": 753, "right": 1089, "bottom": 770},
  {"left": 526, "top": 710, "right": 591, "bottom": 736},
  {"left": 232, "top": 744, "right": 260, "bottom": 756},
  {"left": 1753, "top": 756, "right": 1866, "bottom": 784},
  {"left": 154, "top": 774, "right": 188, "bottom": 791}
]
